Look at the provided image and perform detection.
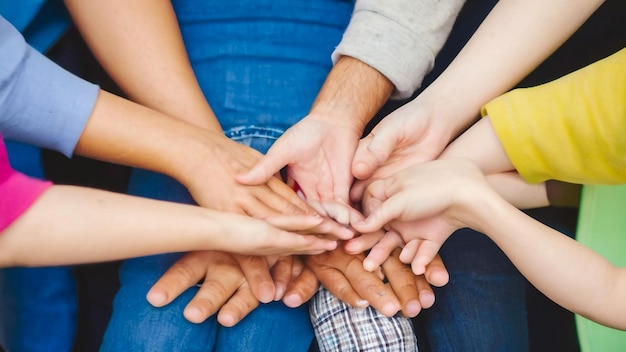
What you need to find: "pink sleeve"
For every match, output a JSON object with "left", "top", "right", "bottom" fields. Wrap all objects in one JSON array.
[{"left": 0, "top": 137, "right": 52, "bottom": 232}]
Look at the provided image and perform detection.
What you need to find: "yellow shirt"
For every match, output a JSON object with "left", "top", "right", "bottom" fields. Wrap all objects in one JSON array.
[{"left": 481, "top": 47, "right": 626, "bottom": 185}]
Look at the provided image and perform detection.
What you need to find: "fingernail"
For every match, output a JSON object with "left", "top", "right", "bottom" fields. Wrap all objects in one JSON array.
[
  {"left": 382, "top": 302, "right": 400, "bottom": 317},
  {"left": 146, "top": 289, "right": 167, "bottom": 306},
  {"left": 274, "top": 284, "right": 286, "bottom": 301},
  {"left": 356, "top": 299, "right": 369, "bottom": 308},
  {"left": 184, "top": 306, "right": 204, "bottom": 324},
  {"left": 405, "top": 300, "right": 422, "bottom": 317},
  {"left": 283, "top": 294, "right": 303, "bottom": 308}
]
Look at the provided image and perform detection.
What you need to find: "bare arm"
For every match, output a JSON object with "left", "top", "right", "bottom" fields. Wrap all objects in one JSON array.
[
  {"left": 468, "top": 177, "right": 626, "bottom": 330},
  {"left": 64, "top": 0, "right": 220, "bottom": 131},
  {"left": 353, "top": 159, "right": 626, "bottom": 330},
  {"left": 353, "top": 0, "right": 605, "bottom": 179},
  {"left": 416, "top": 0, "right": 605, "bottom": 134},
  {"left": 0, "top": 185, "right": 336, "bottom": 267}
]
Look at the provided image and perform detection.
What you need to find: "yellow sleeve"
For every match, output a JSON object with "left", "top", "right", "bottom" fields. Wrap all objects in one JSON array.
[{"left": 481, "top": 48, "right": 626, "bottom": 185}]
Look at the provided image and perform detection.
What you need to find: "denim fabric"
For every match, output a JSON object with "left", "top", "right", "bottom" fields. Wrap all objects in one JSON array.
[
  {"left": 0, "top": 141, "right": 77, "bottom": 352},
  {"left": 100, "top": 1, "right": 353, "bottom": 351}
]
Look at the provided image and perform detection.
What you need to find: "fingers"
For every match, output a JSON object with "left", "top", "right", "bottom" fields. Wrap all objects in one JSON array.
[
  {"left": 307, "top": 199, "right": 352, "bottom": 226},
  {"left": 352, "top": 194, "right": 404, "bottom": 234},
  {"left": 322, "top": 249, "right": 402, "bottom": 317},
  {"left": 216, "top": 287, "right": 260, "bottom": 327},
  {"left": 408, "top": 241, "right": 443, "bottom": 276},
  {"left": 352, "top": 128, "right": 395, "bottom": 180},
  {"left": 382, "top": 248, "right": 423, "bottom": 317},
  {"left": 146, "top": 251, "right": 218, "bottom": 308},
  {"left": 233, "top": 255, "right": 275, "bottom": 303},
  {"left": 343, "top": 230, "right": 386, "bottom": 254},
  {"left": 349, "top": 266, "right": 401, "bottom": 317},
  {"left": 362, "top": 231, "right": 404, "bottom": 272},
  {"left": 304, "top": 252, "right": 369, "bottom": 309},
  {"left": 263, "top": 214, "right": 324, "bottom": 232},
  {"left": 236, "top": 144, "right": 291, "bottom": 186},
  {"left": 282, "top": 264, "right": 320, "bottom": 308},
  {"left": 304, "top": 200, "right": 358, "bottom": 241},
  {"left": 270, "top": 256, "right": 294, "bottom": 300},
  {"left": 415, "top": 274, "right": 436, "bottom": 310},
  {"left": 424, "top": 254, "right": 450, "bottom": 288},
  {"left": 263, "top": 176, "right": 311, "bottom": 214},
  {"left": 183, "top": 272, "right": 241, "bottom": 324}
]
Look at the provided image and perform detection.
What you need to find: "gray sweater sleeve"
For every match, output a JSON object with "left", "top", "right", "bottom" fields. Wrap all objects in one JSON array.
[
  {"left": 0, "top": 16, "right": 99, "bottom": 157},
  {"left": 333, "top": 0, "right": 466, "bottom": 99}
]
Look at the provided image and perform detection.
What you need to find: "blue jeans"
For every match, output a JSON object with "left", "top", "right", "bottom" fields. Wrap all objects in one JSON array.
[
  {"left": 0, "top": 142, "right": 77, "bottom": 352},
  {"left": 100, "top": 1, "right": 353, "bottom": 351}
]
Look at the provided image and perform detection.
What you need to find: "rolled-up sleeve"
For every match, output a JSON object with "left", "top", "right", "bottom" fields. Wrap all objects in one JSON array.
[
  {"left": 0, "top": 15, "right": 99, "bottom": 157},
  {"left": 334, "top": 0, "right": 465, "bottom": 99}
]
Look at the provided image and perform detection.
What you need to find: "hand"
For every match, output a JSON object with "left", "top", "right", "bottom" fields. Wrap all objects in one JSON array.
[
  {"left": 182, "top": 131, "right": 353, "bottom": 240},
  {"left": 352, "top": 159, "right": 488, "bottom": 275},
  {"left": 145, "top": 251, "right": 275, "bottom": 327},
  {"left": 269, "top": 255, "right": 321, "bottom": 307},
  {"left": 208, "top": 212, "right": 338, "bottom": 256},
  {"left": 304, "top": 244, "right": 447, "bottom": 318},
  {"left": 236, "top": 113, "right": 363, "bottom": 204},
  {"left": 352, "top": 98, "right": 463, "bottom": 184}
]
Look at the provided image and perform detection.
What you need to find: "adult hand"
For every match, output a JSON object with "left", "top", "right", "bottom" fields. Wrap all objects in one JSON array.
[
  {"left": 146, "top": 251, "right": 275, "bottom": 327},
  {"left": 236, "top": 110, "right": 363, "bottom": 205},
  {"left": 352, "top": 97, "right": 467, "bottom": 183},
  {"left": 304, "top": 244, "right": 448, "bottom": 318},
  {"left": 237, "top": 55, "right": 394, "bottom": 205},
  {"left": 207, "top": 212, "right": 338, "bottom": 256},
  {"left": 270, "top": 255, "right": 321, "bottom": 307},
  {"left": 180, "top": 130, "right": 353, "bottom": 240}
]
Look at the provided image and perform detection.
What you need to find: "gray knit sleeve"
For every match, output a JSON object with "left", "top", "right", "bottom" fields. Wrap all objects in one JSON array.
[{"left": 333, "top": 0, "right": 466, "bottom": 99}]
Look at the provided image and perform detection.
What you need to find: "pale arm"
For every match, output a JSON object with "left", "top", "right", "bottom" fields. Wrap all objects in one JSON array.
[
  {"left": 64, "top": 0, "right": 220, "bottom": 131},
  {"left": 0, "top": 185, "right": 336, "bottom": 268},
  {"left": 468, "top": 182, "right": 626, "bottom": 330},
  {"left": 414, "top": 0, "right": 605, "bottom": 135},
  {"left": 354, "top": 159, "right": 626, "bottom": 330},
  {"left": 74, "top": 90, "right": 352, "bottom": 240},
  {"left": 352, "top": 0, "right": 605, "bottom": 179}
]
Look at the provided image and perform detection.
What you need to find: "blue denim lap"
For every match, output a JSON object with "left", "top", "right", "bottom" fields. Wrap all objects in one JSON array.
[{"left": 100, "top": 129, "right": 312, "bottom": 352}]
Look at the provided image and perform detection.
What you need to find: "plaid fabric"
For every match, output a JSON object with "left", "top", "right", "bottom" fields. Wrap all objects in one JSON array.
[{"left": 310, "top": 287, "right": 419, "bottom": 352}]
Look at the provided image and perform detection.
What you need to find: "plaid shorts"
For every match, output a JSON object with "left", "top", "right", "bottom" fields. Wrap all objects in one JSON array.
[{"left": 310, "top": 287, "right": 419, "bottom": 352}]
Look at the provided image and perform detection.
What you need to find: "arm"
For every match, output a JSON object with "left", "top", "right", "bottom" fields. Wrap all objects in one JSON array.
[
  {"left": 352, "top": 0, "right": 605, "bottom": 180},
  {"left": 63, "top": 0, "right": 355, "bottom": 237},
  {"left": 443, "top": 47, "right": 626, "bottom": 185},
  {"left": 63, "top": 0, "right": 220, "bottom": 131},
  {"left": 237, "top": 0, "right": 465, "bottom": 202},
  {"left": 353, "top": 158, "right": 626, "bottom": 330},
  {"left": 0, "top": 184, "right": 336, "bottom": 268},
  {"left": 0, "top": 15, "right": 96, "bottom": 156}
]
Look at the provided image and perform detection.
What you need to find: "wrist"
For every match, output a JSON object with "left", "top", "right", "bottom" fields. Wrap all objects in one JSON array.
[{"left": 310, "top": 56, "right": 394, "bottom": 132}]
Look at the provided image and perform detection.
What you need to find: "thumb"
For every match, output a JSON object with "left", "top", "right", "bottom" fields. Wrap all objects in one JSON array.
[
  {"left": 352, "top": 127, "right": 396, "bottom": 180},
  {"left": 236, "top": 147, "right": 292, "bottom": 185}
]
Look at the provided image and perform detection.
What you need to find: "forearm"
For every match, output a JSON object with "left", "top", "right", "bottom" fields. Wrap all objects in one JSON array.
[
  {"left": 485, "top": 172, "right": 549, "bottom": 209},
  {"left": 0, "top": 185, "right": 221, "bottom": 267},
  {"left": 73, "top": 90, "right": 215, "bottom": 188},
  {"left": 310, "top": 56, "right": 393, "bottom": 133},
  {"left": 64, "top": 0, "right": 221, "bottom": 131},
  {"left": 415, "top": 0, "right": 604, "bottom": 136},
  {"left": 468, "top": 189, "right": 626, "bottom": 329}
]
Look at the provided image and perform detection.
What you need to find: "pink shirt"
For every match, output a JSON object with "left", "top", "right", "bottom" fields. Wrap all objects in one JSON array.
[{"left": 0, "top": 135, "right": 52, "bottom": 231}]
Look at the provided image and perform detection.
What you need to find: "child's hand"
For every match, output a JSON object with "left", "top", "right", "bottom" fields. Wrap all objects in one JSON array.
[{"left": 352, "top": 159, "right": 489, "bottom": 275}]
